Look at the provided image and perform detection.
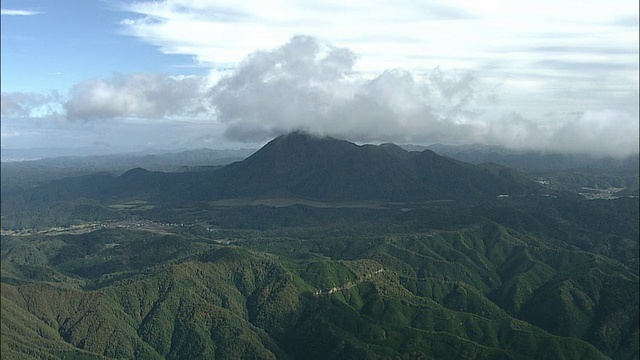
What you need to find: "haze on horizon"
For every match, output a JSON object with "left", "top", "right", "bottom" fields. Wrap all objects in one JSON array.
[{"left": 1, "top": 0, "right": 638, "bottom": 157}]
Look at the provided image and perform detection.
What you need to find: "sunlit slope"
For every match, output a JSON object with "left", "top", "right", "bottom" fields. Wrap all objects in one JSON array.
[{"left": 3, "top": 221, "right": 636, "bottom": 359}]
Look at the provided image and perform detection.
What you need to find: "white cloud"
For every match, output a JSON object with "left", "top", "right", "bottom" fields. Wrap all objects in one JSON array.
[
  {"left": 64, "top": 73, "right": 211, "bottom": 120},
  {"left": 545, "top": 110, "right": 640, "bottom": 156},
  {"left": 2, "top": 73, "right": 215, "bottom": 121},
  {"left": 0, "top": 9, "right": 41, "bottom": 16},
  {"left": 1, "top": 34, "right": 638, "bottom": 157},
  {"left": 209, "top": 36, "right": 639, "bottom": 156},
  {"left": 116, "top": 0, "right": 638, "bottom": 128},
  {"left": 117, "top": 0, "right": 638, "bottom": 71},
  {"left": 1, "top": 92, "right": 62, "bottom": 118}
]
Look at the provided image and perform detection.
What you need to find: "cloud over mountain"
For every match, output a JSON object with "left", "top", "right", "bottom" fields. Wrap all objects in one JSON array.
[
  {"left": 1, "top": 36, "right": 637, "bottom": 156},
  {"left": 211, "top": 35, "right": 488, "bottom": 144},
  {"left": 208, "top": 36, "right": 638, "bottom": 156}
]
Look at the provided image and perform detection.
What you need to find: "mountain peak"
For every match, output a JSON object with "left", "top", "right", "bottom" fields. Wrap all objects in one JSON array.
[
  {"left": 277, "top": 130, "right": 326, "bottom": 140},
  {"left": 268, "top": 130, "right": 345, "bottom": 148},
  {"left": 120, "top": 167, "right": 150, "bottom": 179},
  {"left": 217, "top": 132, "right": 542, "bottom": 202},
  {"left": 250, "top": 131, "right": 356, "bottom": 162}
]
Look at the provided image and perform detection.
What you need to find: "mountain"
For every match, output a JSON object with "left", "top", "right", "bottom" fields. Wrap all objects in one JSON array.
[
  {"left": 419, "top": 143, "right": 639, "bottom": 197},
  {"left": 418, "top": 143, "right": 639, "bottom": 172},
  {"left": 6, "top": 132, "right": 544, "bottom": 210},
  {"left": 0, "top": 148, "right": 256, "bottom": 194},
  {"left": 0, "top": 147, "right": 257, "bottom": 163},
  {"left": 212, "top": 132, "right": 543, "bottom": 202}
]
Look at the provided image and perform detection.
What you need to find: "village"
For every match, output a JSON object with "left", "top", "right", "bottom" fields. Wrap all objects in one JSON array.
[{"left": 0, "top": 219, "right": 215, "bottom": 237}]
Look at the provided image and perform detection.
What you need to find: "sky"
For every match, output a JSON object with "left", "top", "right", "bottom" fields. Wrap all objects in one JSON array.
[{"left": 1, "top": 0, "right": 638, "bottom": 157}]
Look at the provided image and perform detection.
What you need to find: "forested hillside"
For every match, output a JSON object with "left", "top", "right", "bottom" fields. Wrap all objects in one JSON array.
[{"left": 1, "top": 133, "right": 637, "bottom": 359}]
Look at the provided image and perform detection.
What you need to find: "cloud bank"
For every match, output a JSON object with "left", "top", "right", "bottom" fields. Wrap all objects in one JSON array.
[
  {"left": 211, "top": 36, "right": 484, "bottom": 144},
  {"left": 209, "top": 36, "right": 638, "bottom": 156},
  {"left": 1, "top": 36, "right": 638, "bottom": 157}
]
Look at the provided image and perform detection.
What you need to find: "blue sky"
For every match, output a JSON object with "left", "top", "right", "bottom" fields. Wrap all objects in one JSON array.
[
  {"left": 1, "top": 0, "right": 638, "bottom": 157},
  {"left": 1, "top": 1, "right": 203, "bottom": 93}
]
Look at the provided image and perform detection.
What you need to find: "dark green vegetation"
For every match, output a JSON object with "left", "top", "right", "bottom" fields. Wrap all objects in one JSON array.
[
  {"left": 422, "top": 143, "right": 639, "bottom": 198},
  {"left": 2, "top": 133, "right": 638, "bottom": 359}
]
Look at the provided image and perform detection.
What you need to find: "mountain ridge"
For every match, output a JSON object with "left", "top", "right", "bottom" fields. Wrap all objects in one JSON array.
[{"left": 196, "top": 131, "right": 545, "bottom": 203}]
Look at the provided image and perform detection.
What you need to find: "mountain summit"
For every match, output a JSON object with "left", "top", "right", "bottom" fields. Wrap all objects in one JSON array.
[{"left": 211, "top": 131, "right": 541, "bottom": 202}]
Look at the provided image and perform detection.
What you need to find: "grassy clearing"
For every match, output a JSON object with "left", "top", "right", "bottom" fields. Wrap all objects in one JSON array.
[
  {"left": 209, "top": 197, "right": 388, "bottom": 209},
  {"left": 109, "top": 200, "right": 155, "bottom": 211}
]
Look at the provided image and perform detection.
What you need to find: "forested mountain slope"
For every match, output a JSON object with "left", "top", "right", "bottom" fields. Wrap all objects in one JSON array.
[{"left": 1, "top": 132, "right": 637, "bottom": 359}]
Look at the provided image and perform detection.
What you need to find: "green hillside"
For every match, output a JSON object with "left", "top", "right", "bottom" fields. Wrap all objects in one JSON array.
[
  {"left": 2, "top": 201, "right": 637, "bottom": 359},
  {"left": 1, "top": 133, "right": 637, "bottom": 359}
]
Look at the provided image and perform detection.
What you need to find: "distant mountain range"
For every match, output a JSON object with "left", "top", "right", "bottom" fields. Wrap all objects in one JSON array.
[
  {"left": 417, "top": 143, "right": 639, "bottom": 173},
  {"left": 1, "top": 147, "right": 255, "bottom": 168},
  {"left": 0, "top": 147, "right": 256, "bottom": 193},
  {"left": 0, "top": 147, "right": 257, "bottom": 163}
]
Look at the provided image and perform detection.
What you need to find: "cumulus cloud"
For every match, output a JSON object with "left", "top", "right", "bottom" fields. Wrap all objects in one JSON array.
[
  {"left": 210, "top": 35, "right": 487, "bottom": 144},
  {"left": 65, "top": 73, "right": 210, "bottom": 120},
  {"left": 2, "top": 74, "right": 213, "bottom": 121}
]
